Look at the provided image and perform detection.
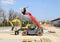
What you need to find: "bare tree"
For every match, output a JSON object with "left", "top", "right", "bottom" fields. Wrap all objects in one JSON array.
[
  {"left": 0, "top": 8, "right": 7, "bottom": 26},
  {"left": 9, "top": 9, "right": 14, "bottom": 20}
]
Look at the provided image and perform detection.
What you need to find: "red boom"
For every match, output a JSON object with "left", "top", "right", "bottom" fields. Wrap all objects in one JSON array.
[{"left": 25, "top": 12, "right": 41, "bottom": 28}]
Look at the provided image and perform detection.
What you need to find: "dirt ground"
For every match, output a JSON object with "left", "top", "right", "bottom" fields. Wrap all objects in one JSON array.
[{"left": 0, "top": 27, "right": 60, "bottom": 42}]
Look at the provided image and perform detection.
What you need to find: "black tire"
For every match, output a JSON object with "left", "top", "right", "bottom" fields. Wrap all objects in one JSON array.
[{"left": 15, "top": 30, "right": 19, "bottom": 35}]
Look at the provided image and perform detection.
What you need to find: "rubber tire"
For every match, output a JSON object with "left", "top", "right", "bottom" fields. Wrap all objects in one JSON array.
[
  {"left": 22, "top": 30, "right": 27, "bottom": 36},
  {"left": 15, "top": 31, "right": 19, "bottom": 35},
  {"left": 37, "top": 31, "right": 42, "bottom": 36},
  {"left": 37, "top": 27, "right": 43, "bottom": 36}
]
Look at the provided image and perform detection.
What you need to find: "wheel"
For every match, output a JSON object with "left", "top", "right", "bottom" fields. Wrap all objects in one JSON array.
[
  {"left": 15, "top": 30, "right": 19, "bottom": 35},
  {"left": 37, "top": 31, "right": 42, "bottom": 36},
  {"left": 22, "top": 30, "right": 27, "bottom": 36},
  {"left": 37, "top": 27, "right": 43, "bottom": 36}
]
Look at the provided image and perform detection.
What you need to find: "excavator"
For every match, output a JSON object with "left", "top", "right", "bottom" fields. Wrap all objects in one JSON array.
[
  {"left": 20, "top": 8, "right": 43, "bottom": 36},
  {"left": 9, "top": 18, "right": 33, "bottom": 35}
]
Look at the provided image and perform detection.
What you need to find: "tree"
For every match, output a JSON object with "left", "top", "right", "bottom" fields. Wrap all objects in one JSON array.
[{"left": 0, "top": 8, "right": 7, "bottom": 26}]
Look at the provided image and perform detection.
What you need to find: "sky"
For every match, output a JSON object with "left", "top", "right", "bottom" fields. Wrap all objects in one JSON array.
[{"left": 0, "top": 0, "right": 60, "bottom": 20}]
